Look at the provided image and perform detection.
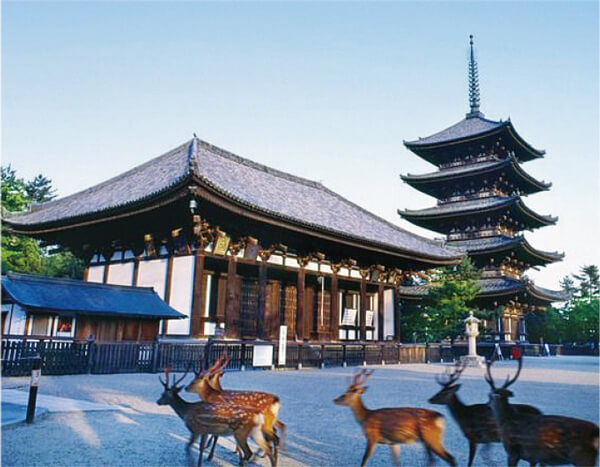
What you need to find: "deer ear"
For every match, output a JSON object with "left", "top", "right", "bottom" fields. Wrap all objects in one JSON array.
[
  {"left": 360, "top": 386, "right": 368, "bottom": 393},
  {"left": 453, "top": 383, "right": 462, "bottom": 391}
]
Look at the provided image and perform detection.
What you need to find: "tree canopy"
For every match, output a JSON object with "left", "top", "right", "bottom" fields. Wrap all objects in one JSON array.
[
  {"left": 401, "top": 257, "right": 482, "bottom": 343},
  {"left": 526, "top": 265, "right": 599, "bottom": 345},
  {"left": 1, "top": 166, "right": 83, "bottom": 278}
]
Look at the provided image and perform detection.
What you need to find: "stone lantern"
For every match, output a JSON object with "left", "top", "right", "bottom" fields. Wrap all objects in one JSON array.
[{"left": 460, "top": 311, "right": 484, "bottom": 367}]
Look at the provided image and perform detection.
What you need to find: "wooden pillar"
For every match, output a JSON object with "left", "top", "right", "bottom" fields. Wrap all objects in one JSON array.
[
  {"left": 377, "top": 282, "right": 385, "bottom": 342},
  {"left": 257, "top": 262, "right": 267, "bottom": 340},
  {"left": 359, "top": 269, "right": 369, "bottom": 341},
  {"left": 330, "top": 264, "right": 340, "bottom": 341},
  {"left": 162, "top": 255, "right": 174, "bottom": 335},
  {"left": 83, "top": 265, "right": 90, "bottom": 282},
  {"left": 296, "top": 267, "right": 306, "bottom": 340},
  {"left": 296, "top": 257, "right": 309, "bottom": 340},
  {"left": 393, "top": 286, "right": 402, "bottom": 342},
  {"left": 133, "top": 257, "right": 141, "bottom": 286},
  {"left": 190, "top": 251, "right": 206, "bottom": 338},
  {"left": 103, "top": 263, "right": 110, "bottom": 284},
  {"left": 225, "top": 255, "right": 239, "bottom": 339}
]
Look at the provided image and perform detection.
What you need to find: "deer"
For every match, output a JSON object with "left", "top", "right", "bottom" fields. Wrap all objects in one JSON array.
[
  {"left": 429, "top": 361, "right": 541, "bottom": 466},
  {"left": 485, "top": 357, "right": 599, "bottom": 467},
  {"left": 156, "top": 368, "right": 275, "bottom": 467},
  {"left": 185, "top": 354, "right": 285, "bottom": 464},
  {"left": 333, "top": 369, "right": 456, "bottom": 467}
]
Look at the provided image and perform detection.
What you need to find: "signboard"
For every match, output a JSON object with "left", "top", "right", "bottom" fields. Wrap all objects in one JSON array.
[
  {"left": 365, "top": 310, "right": 374, "bottom": 327},
  {"left": 341, "top": 308, "right": 357, "bottom": 326},
  {"left": 253, "top": 345, "right": 273, "bottom": 367},
  {"left": 213, "top": 235, "right": 231, "bottom": 256},
  {"left": 31, "top": 368, "right": 41, "bottom": 387},
  {"left": 278, "top": 325, "right": 287, "bottom": 366},
  {"left": 204, "top": 321, "right": 216, "bottom": 336}
]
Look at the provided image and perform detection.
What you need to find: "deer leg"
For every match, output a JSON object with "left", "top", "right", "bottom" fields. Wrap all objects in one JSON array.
[
  {"left": 360, "top": 439, "right": 376, "bottom": 467},
  {"left": 234, "top": 433, "right": 253, "bottom": 466},
  {"left": 275, "top": 420, "right": 287, "bottom": 451},
  {"left": 206, "top": 436, "right": 218, "bottom": 461},
  {"left": 467, "top": 440, "right": 477, "bottom": 467},
  {"left": 186, "top": 433, "right": 199, "bottom": 454},
  {"left": 390, "top": 444, "right": 401, "bottom": 466},
  {"left": 507, "top": 453, "right": 520, "bottom": 467},
  {"left": 197, "top": 435, "right": 207, "bottom": 467}
]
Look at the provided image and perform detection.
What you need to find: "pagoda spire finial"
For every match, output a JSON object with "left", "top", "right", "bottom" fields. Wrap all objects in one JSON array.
[{"left": 466, "top": 34, "right": 483, "bottom": 119}]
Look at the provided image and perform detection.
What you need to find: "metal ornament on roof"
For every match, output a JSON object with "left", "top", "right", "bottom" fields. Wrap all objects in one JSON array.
[{"left": 467, "top": 35, "right": 483, "bottom": 118}]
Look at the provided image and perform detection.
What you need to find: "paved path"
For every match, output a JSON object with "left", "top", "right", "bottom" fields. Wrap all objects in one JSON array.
[
  {"left": 1, "top": 356, "right": 598, "bottom": 466},
  {"left": 1, "top": 389, "right": 116, "bottom": 427}
]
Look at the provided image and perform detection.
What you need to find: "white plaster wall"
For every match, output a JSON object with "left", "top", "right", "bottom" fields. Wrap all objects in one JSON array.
[
  {"left": 167, "top": 255, "right": 194, "bottom": 335},
  {"left": 106, "top": 262, "right": 134, "bottom": 286},
  {"left": 384, "top": 289, "right": 394, "bottom": 340},
  {"left": 87, "top": 265, "right": 105, "bottom": 283},
  {"left": 137, "top": 259, "right": 168, "bottom": 298}
]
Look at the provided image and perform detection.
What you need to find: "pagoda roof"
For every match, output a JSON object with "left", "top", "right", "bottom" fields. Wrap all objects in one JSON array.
[
  {"left": 447, "top": 236, "right": 564, "bottom": 267},
  {"left": 400, "top": 276, "right": 567, "bottom": 304},
  {"left": 401, "top": 157, "right": 551, "bottom": 198},
  {"left": 4, "top": 138, "right": 462, "bottom": 263},
  {"left": 403, "top": 115, "right": 545, "bottom": 165},
  {"left": 2, "top": 272, "right": 185, "bottom": 319},
  {"left": 399, "top": 196, "right": 557, "bottom": 234}
]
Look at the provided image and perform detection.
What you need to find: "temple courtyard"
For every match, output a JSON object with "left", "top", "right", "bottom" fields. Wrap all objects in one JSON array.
[{"left": 2, "top": 356, "right": 598, "bottom": 466}]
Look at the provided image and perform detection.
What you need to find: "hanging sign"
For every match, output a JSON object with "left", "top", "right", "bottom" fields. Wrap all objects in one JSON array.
[{"left": 278, "top": 325, "right": 288, "bottom": 366}]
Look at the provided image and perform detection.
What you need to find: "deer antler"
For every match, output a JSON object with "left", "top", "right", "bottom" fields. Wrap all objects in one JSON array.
[
  {"left": 502, "top": 357, "right": 523, "bottom": 389},
  {"left": 435, "top": 361, "right": 466, "bottom": 387},
  {"left": 352, "top": 368, "right": 374, "bottom": 387},
  {"left": 172, "top": 363, "right": 191, "bottom": 388},
  {"left": 484, "top": 358, "right": 497, "bottom": 391},
  {"left": 159, "top": 367, "right": 169, "bottom": 388}
]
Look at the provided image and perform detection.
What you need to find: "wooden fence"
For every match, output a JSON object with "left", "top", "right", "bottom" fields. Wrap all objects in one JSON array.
[{"left": 1, "top": 336, "right": 565, "bottom": 377}]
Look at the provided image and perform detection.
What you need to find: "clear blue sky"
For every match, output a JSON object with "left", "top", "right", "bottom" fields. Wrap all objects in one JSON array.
[{"left": 3, "top": 1, "right": 598, "bottom": 290}]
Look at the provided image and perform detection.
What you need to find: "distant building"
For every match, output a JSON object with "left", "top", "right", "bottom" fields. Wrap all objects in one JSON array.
[
  {"left": 399, "top": 36, "right": 566, "bottom": 342},
  {"left": 2, "top": 273, "right": 184, "bottom": 340},
  {"left": 5, "top": 138, "right": 462, "bottom": 342}
]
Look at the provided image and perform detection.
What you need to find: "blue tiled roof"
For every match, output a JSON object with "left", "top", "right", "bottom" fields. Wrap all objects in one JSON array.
[
  {"left": 6, "top": 138, "right": 461, "bottom": 261},
  {"left": 2, "top": 273, "right": 185, "bottom": 319}
]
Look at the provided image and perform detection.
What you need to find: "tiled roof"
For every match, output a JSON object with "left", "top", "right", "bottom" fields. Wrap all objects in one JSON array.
[
  {"left": 401, "top": 196, "right": 515, "bottom": 217},
  {"left": 5, "top": 141, "right": 191, "bottom": 227},
  {"left": 400, "top": 196, "right": 557, "bottom": 227},
  {"left": 5, "top": 138, "right": 461, "bottom": 260},
  {"left": 404, "top": 116, "right": 505, "bottom": 146},
  {"left": 2, "top": 273, "right": 185, "bottom": 319},
  {"left": 402, "top": 160, "right": 503, "bottom": 181},
  {"left": 448, "top": 236, "right": 564, "bottom": 261},
  {"left": 400, "top": 276, "right": 567, "bottom": 303},
  {"left": 400, "top": 276, "right": 524, "bottom": 297}
]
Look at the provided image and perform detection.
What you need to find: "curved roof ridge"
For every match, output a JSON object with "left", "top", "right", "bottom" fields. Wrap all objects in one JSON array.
[
  {"left": 404, "top": 115, "right": 506, "bottom": 147},
  {"left": 194, "top": 138, "right": 323, "bottom": 190},
  {"left": 5, "top": 140, "right": 193, "bottom": 226}
]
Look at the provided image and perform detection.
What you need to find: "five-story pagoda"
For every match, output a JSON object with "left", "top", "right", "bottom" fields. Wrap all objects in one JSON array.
[{"left": 399, "top": 36, "right": 566, "bottom": 342}]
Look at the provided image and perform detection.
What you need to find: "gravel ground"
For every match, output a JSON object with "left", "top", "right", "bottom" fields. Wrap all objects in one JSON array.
[{"left": 2, "top": 356, "right": 598, "bottom": 467}]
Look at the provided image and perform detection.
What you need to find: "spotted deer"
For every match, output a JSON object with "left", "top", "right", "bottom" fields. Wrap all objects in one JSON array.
[
  {"left": 185, "top": 354, "right": 285, "bottom": 463},
  {"left": 157, "top": 368, "right": 275, "bottom": 467},
  {"left": 429, "top": 361, "right": 541, "bottom": 466},
  {"left": 334, "top": 369, "right": 456, "bottom": 467},
  {"left": 485, "top": 357, "right": 599, "bottom": 467}
]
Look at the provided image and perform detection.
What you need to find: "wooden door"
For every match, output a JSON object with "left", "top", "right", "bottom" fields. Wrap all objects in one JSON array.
[{"left": 240, "top": 279, "right": 259, "bottom": 339}]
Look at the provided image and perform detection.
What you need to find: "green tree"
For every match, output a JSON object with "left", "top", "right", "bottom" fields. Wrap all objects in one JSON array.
[
  {"left": 561, "top": 265, "right": 599, "bottom": 344},
  {"left": 423, "top": 257, "right": 481, "bottom": 342},
  {"left": 1, "top": 166, "right": 83, "bottom": 278},
  {"left": 25, "top": 174, "right": 57, "bottom": 203}
]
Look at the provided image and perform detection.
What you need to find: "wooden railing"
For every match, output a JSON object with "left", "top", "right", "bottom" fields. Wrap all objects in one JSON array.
[{"left": 0, "top": 336, "right": 566, "bottom": 377}]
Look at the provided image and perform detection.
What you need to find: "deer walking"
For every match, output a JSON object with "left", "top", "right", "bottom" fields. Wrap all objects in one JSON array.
[
  {"left": 334, "top": 369, "right": 456, "bottom": 467},
  {"left": 186, "top": 354, "right": 285, "bottom": 464},
  {"left": 157, "top": 368, "right": 275, "bottom": 467},
  {"left": 485, "top": 357, "right": 599, "bottom": 467},
  {"left": 429, "top": 361, "right": 541, "bottom": 466}
]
